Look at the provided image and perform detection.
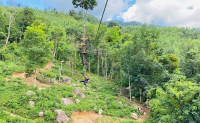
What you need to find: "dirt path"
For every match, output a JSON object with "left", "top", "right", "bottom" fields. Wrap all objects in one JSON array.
[
  {"left": 40, "top": 62, "right": 54, "bottom": 72},
  {"left": 70, "top": 112, "right": 125, "bottom": 123},
  {"left": 11, "top": 62, "right": 54, "bottom": 87},
  {"left": 12, "top": 72, "right": 51, "bottom": 87},
  {"left": 132, "top": 100, "right": 151, "bottom": 122}
]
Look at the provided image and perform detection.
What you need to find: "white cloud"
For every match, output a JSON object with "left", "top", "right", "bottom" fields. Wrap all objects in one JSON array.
[
  {"left": 120, "top": 0, "right": 200, "bottom": 27},
  {"left": 43, "top": 0, "right": 131, "bottom": 21}
]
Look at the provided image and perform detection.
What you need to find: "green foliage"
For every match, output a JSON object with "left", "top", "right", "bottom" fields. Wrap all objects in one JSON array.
[
  {"left": 149, "top": 80, "right": 200, "bottom": 123},
  {"left": 23, "top": 23, "right": 53, "bottom": 75},
  {"left": 72, "top": 0, "right": 98, "bottom": 10},
  {"left": 159, "top": 53, "right": 180, "bottom": 73}
]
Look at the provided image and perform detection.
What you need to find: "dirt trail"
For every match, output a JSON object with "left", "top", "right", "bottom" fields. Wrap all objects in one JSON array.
[
  {"left": 70, "top": 112, "right": 124, "bottom": 123},
  {"left": 70, "top": 98, "right": 151, "bottom": 123},
  {"left": 11, "top": 62, "right": 54, "bottom": 87}
]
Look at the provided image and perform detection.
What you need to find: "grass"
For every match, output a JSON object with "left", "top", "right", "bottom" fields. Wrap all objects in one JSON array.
[{"left": 0, "top": 60, "right": 143, "bottom": 122}]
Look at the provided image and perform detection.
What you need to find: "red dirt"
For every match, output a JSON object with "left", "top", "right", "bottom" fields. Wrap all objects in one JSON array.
[
  {"left": 12, "top": 72, "right": 51, "bottom": 87},
  {"left": 70, "top": 111, "right": 124, "bottom": 123}
]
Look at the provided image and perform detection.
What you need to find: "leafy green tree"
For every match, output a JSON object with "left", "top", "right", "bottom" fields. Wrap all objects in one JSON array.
[
  {"left": 158, "top": 53, "right": 180, "bottom": 73},
  {"left": 148, "top": 80, "right": 200, "bottom": 123},
  {"left": 50, "top": 26, "right": 65, "bottom": 62},
  {"left": 15, "top": 7, "right": 35, "bottom": 41},
  {"left": 23, "top": 23, "right": 52, "bottom": 87},
  {"left": 72, "top": 0, "right": 97, "bottom": 10}
]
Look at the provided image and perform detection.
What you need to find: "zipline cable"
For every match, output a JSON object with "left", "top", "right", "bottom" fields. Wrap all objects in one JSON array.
[{"left": 95, "top": 0, "right": 109, "bottom": 41}]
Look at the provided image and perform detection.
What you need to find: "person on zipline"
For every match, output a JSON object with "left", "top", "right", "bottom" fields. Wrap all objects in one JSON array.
[{"left": 79, "top": 74, "right": 90, "bottom": 87}]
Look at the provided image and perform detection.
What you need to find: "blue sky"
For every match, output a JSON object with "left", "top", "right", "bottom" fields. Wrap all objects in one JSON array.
[{"left": 1, "top": 0, "right": 200, "bottom": 27}]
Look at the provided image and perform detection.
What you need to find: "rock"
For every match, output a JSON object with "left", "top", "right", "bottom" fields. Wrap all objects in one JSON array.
[
  {"left": 26, "top": 91, "right": 35, "bottom": 96},
  {"left": 80, "top": 93, "right": 86, "bottom": 99},
  {"left": 131, "top": 113, "right": 138, "bottom": 119},
  {"left": 82, "top": 87, "right": 85, "bottom": 90},
  {"left": 75, "top": 99, "right": 80, "bottom": 103},
  {"left": 137, "top": 106, "right": 145, "bottom": 114},
  {"left": 105, "top": 98, "right": 109, "bottom": 101},
  {"left": 29, "top": 101, "right": 34, "bottom": 107},
  {"left": 73, "top": 89, "right": 82, "bottom": 95},
  {"left": 62, "top": 77, "right": 71, "bottom": 84},
  {"left": 73, "top": 89, "right": 82, "bottom": 97},
  {"left": 38, "top": 87, "right": 45, "bottom": 90},
  {"left": 99, "top": 109, "right": 103, "bottom": 115},
  {"left": 132, "top": 96, "right": 135, "bottom": 100},
  {"left": 145, "top": 99, "right": 150, "bottom": 108},
  {"left": 39, "top": 111, "right": 43, "bottom": 116},
  {"left": 144, "top": 112, "right": 147, "bottom": 115},
  {"left": 72, "top": 84, "right": 76, "bottom": 87},
  {"left": 112, "top": 88, "right": 115, "bottom": 90},
  {"left": 55, "top": 110, "right": 68, "bottom": 123},
  {"left": 118, "top": 102, "right": 123, "bottom": 106},
  {"left": 61, "top": 98, "right": 73, "bottom": 106},
  {"left": 125, "top": 103, "right": 132, "bottom": 106}
]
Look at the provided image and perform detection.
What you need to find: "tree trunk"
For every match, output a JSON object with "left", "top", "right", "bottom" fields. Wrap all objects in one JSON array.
[
  {"left": 139, "top": 87, "right": 142, "bottom": 103},
  {"left": 111, "top": 59, "right": 114, "bottom": 81},
  {"left": 89, "top": 57, "right": 90, "bottom": 73},
  {"left": 82, "top": 4, "right": 86, "bottom": 76},
  {"left": 6, "top": 13, "right": 13, "bottom": 46},
  {"left": 129, "top": 72, "right": 131, "bottom": 102},
  {"left": 97, "top": 49, "right": 99, "bottom": 75},
  {"left": 53, "top": 38, "right": 58, "bottom": 62},
  {"left": 71, "top": 61, "right": 73, "bottom": 76},
  {"left": 75, "top": 51, "right": 76, "bottom": 72},
  {"left": 102, "top": 55, "right": 104, "bottom": 77},
  {"left": 120, "top": 74, "right": 122, "bottom": 95},
  {"left": 59, "top": 62, "right": 62, "bottom": 82},
  {"left": 105, "top": 52, "right": 107, "bottom": 82},
  {"left": 34, "top": 69, "right": 37, "bottom": 87}
]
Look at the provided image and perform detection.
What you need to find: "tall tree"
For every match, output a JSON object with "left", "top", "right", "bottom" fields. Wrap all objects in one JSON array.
[
  {"left": 23, "top": 23, "right": 52, "bottom": 87},
  {"left": 72, "top": 0, "right": 97, "bottom": 73}
]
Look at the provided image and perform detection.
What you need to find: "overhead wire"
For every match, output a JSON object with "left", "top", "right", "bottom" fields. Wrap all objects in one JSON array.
[{"left": 95, "top": 0, "right": 109, "bottom": 41}]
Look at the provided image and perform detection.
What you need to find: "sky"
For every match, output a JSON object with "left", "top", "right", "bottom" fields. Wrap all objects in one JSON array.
[{"left": 1, "top": 0, "right": 200, "bottom": 27}]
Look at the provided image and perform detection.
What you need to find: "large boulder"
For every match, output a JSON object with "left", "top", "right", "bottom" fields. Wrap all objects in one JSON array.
[
  {"left": 61, "top": 98, "right": 73, "bottom": 106},
  {"left": 73, "top": 89, "right": 82, "bottom": 97},
  {"left": 26, "top": 91, "right": 35, "bottom": 96},
  {"left": 131, "top": 113, "right": 138, "bottom": 119},
  {"left": 29, "top": 101, "right": 34, "bottom": 107},
  {"left": 137, "top": 106, "right": 145, "bottom": 114},
  {"left": 55, "top": 110, "right": 68, "bottom": 123},
  {"left": 118, "top": 102, "right": 123, "bottom": 106},
  {"left": 80, "top": 93, "right": 86, "bottom": 99},
  {"left": 63, "top": 77, "right": 71, "bottom": 84}
]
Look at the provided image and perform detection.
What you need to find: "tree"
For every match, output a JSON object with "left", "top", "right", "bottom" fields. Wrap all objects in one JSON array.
[
  {"left": 148, "top": 80, "right": 200, "bottom": 123},
  {"left": 15, "top": 7, "right": 35, "bottom": 42},
  {"left": 23, "top": 23, "right": 52, "bottom": 87},
  {"left": 50, "top": 26, "right": 65, "bottom": 62},
  {"left": 72, "top": 0, "right": 97, "bottom": 73}
]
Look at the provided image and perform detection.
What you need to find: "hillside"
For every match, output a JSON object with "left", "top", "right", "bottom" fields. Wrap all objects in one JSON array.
[
  {"left": 0, "top": 4, "right": 200, "bottom": 123},
  {"left": 106, "top": 20, "right": 142, "bottom": 27}
]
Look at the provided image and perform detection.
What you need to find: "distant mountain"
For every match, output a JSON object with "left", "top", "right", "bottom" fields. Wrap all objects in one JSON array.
[{"left": 105, "top": 20, "right": 142, "bottom": 27}]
